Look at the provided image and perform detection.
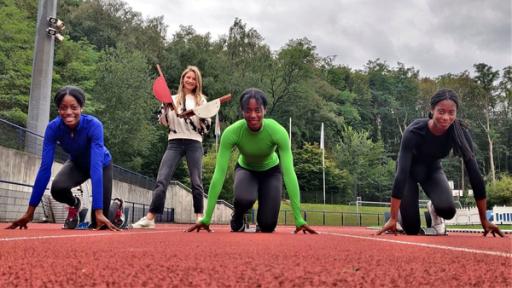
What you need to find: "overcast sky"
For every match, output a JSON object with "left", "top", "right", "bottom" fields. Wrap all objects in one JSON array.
[{"left": 123, "top": 0, "right": 511, "bottom": 78}]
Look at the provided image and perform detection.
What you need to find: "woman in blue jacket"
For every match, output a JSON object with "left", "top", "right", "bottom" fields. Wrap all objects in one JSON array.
[{"left": 7, "top": 86, "right": 119, "bottom": 231}]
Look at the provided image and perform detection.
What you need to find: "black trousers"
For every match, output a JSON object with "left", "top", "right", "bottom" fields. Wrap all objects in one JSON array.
[
  {"left": 50, "top": 160, "right": 113, "bottom": 226},
  {"left": 400, "top": 161, "right": 456, "bottom": 235},
  {"left": 149, "top": 139, "right": 204, "bottom": 214},
  {"left": 233, "top": 164, "right": 282, "bottom": 233}
]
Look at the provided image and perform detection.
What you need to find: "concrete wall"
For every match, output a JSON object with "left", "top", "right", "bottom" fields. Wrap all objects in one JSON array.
[{"left": 0, "top": 145, "right": 232, "bottom": 224}]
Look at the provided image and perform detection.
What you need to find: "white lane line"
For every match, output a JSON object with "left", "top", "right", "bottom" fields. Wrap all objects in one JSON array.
[
  {"left": 322, "top": 231, "right": 512, "bottom": 258},
  {"left": 0, "top": 229, "right": 183, "bottom": 242}
]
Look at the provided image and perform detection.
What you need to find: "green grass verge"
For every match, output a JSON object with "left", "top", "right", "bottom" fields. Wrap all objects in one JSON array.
[{"left": 249, "top": 201, "right": 429, "bottom": 227}]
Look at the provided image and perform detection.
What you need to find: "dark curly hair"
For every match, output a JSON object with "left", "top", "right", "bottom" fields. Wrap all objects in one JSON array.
[
  {"left": 239, "top": 88, "right": 267, "bottom": 112},
  {"left": 54, "top": 86, "right": 85, "bottom": 108}
]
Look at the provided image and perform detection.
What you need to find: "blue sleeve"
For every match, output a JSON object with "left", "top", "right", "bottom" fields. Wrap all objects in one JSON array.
[
  {"left": 89, "top": 120, "right": 106, "bottom": 210},
  {"left": 29, "top": 125, "right": 57, "bottom": 207}
]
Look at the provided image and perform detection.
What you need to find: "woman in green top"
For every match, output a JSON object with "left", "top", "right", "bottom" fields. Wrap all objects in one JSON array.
[{"left": 187, "top": 88, "right": 317, "bottom": 234}]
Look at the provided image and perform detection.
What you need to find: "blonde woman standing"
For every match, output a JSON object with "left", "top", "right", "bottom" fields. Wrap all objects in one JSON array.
[{"left": 132, "top": 66, "right": 211, "bottom": 228}]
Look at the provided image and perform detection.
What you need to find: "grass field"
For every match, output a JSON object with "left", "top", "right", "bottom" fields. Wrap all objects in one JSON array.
[
  {"left": 249, "top": 201, "right": 429, "bottom": 227},
  {"left": 249, "top": 201, "right": 507, "bottom": 228}
]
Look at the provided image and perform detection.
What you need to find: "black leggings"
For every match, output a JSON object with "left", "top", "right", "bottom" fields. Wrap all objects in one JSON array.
[
  {"left": 400, "top": 162, "right": 456, "bottom": 235},
  {"left": 50, "top": 160, "right": 113, "bottom": 226},
  {"left": 233, "top": 165, "right": 282, "bottom": 233}
]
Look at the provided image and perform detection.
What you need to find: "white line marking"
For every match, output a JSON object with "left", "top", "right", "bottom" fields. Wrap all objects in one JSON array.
[
  {"left": 3, "top": 228, "right": 510, "bottom": 259},
  {"left": 322, "top": 231, "right": 512, "bottom": 258},
  {"left": 0, "top": 229, "right": 182, "bottom": 242}
]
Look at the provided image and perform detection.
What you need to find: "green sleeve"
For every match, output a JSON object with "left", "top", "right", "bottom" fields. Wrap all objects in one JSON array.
[
  {"left": 274, "top": 125, "right": 307, "bottom": 227},
  {"left": 200, "top": 127, "right": 235, "bottom": 225}
]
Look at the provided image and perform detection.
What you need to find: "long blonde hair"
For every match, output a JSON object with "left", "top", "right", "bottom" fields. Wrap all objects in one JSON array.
[{"left": 176, "top": 66, "right": 205, "bottom": 108}]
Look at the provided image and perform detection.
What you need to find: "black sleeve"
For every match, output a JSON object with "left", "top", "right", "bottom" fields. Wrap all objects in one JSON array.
[
  {"left": 391, "top": 129, "right": 416, "bottom": 199},
  {"left": 462, "top": 129, "right": 486, "bottom": 200}
]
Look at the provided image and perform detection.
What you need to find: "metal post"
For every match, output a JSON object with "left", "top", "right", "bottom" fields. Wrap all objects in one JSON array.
[
  {"left": 131, "top": 202, "right": 135, "bottom": 223},
  {"left": 26, "top": 0, "right": 58, "bottom": 155}
]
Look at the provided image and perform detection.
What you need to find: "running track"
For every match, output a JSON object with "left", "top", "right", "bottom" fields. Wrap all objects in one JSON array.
[{"left": 1, "top": 224, "right": 510, "bottom": 287}]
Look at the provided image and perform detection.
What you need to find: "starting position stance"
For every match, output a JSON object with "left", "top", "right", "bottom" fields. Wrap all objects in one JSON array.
[
  {"left": 378, "top": 89, "right": 503, "bottom": 237},
  {"left": 7, "top": 86, "right": 119, "bottom": 231},
  {"left": 187, "top": 88, "right": 316, "bottom": 234}
]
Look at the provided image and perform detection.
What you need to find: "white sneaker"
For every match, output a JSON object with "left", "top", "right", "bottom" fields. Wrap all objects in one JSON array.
[
  {"left": 427, "top": 201, "right": 445, "bottom": 235},
  {"left": 130, "top": 217, "right": 155, "bottom": 229}
]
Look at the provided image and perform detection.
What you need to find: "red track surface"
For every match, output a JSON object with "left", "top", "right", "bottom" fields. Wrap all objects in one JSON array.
[{"left": 1, "top": 224, "right": 511, "bottom": 287}]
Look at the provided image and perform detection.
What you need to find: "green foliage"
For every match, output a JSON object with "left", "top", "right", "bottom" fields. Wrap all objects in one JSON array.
[
  {"left": 52, "top": 38, "right": 101, "bottom": 117},
  {"left": 486, "top": 174, "right": 512, "bottom": 207},
  {"left": 335, "top": 126, "right": 395, "bottom": 201},
  {"left": 92, "top": 46, "right": 157, "bottom": 171},
  {"left": 0, "top": 0, "right": 34, "bottom": 124},
  {"left": 202, "top": 146, "right": 239, "bottom": 202},
  {"left": 294, "top": 143, "right": 351, "bottom": 204}
]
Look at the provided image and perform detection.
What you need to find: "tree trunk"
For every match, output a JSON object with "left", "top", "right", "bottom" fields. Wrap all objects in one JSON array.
[{"left": 485, "top": 112, "right": 496, "bottom": 184}]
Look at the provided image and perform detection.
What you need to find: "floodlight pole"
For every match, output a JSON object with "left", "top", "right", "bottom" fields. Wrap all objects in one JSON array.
[{"left": 25, "top": 0, "right": 58, "bottom": 154}]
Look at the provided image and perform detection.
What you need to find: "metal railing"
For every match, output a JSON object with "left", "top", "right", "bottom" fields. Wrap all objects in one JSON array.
[
  {"left": 0, "top": 179, "right": 173, "bottom": 224},
  {"left": 0, "top": 118, "right": 156, "bottom": 190},
  {"left": 244, "top": 209, "right": 384, "bottom": 227},
  {"left": 170, "top": 180, "right": 234, "bottom": 209}
]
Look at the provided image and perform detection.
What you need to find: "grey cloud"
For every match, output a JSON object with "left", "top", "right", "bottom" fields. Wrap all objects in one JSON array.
[{"left": 123, "top": 0, "right": 511, "bottom": 77}]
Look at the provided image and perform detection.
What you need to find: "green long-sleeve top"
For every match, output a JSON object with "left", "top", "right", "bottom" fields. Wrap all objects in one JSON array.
[{"left": 201, "top": 118, "right": 307, "bottom": 227}]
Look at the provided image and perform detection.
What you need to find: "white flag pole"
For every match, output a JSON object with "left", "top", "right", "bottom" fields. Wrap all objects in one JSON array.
[
  {"left": 289, "top": 117, "right": 292, "bottom": 146},
  {"left": 321, "top": 123, "right": 325, "bottom": 206},
  {"left": 215, "top": 113, "right": 220, "bottom": 152}
]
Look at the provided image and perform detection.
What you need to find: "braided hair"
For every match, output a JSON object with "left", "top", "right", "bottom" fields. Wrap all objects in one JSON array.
[{"left": 429, "top": 89, "right": 474, "bottom": 160}]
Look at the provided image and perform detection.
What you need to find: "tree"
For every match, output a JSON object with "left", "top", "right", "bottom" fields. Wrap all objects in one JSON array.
[
  {"left": 92, "top": 46, "right": 157, "bottom": 171},
  {"left": 0, "top": 0, "right": 35, "bottom": 125},
  {"left": 473, "top": 63, "right": 500, "bottom": 183},
  {"left": 486, "top": 174, "right": 512, "bottom": 207},
  {"left": 64, "top": 0, "right": 167, "bottom": 62},
  {"left": 334, "top": 126, "right": 395, "bottom": 201},
  {"left": 496, "top": 66, "right": 512, "bottom": 174},
  {"left": 389, "top": 63, "right": 420, "bottom": 137},
  {"left": 52, "top": 38, "right": 101, "bottom": 117},
  {"left": 202, "top": 146, "right": 239, "bottom": 202},
  {"left": 293, "top": 143, "right": 351, "bottom": 204},
  {"left": 268, "top": 38, "right": 318, "bottom": 115}
]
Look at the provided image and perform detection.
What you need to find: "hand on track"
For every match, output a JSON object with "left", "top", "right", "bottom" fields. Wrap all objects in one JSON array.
[
  {"left": 186, "top": 222, "right": 213, "bottom": 233},
  {"left": 482, "top": 220, "right": 505, "bottom": 238},
  {"left": 6, "top": 214, "right": 32, "bottom": 230},
  {"left": 377, "top": 218, "right": 398, "bottom": 235},
  {"left": 294, "top": 224, "right": 318, "bottom": 234},
  {"left": 94, "top": 213, "right": 121, "bottom": 231}
]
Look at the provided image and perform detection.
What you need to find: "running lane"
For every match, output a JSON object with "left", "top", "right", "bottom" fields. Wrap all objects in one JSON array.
[{"left": 0, "top": 224, "right": 510, "bottom": 287}]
